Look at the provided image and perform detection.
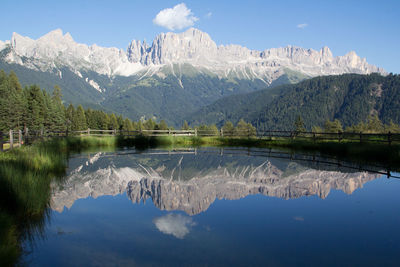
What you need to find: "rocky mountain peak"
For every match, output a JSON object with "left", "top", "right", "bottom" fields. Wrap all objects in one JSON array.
[{"left": 321, "top": 46, "right": 333, "bottom": 59}]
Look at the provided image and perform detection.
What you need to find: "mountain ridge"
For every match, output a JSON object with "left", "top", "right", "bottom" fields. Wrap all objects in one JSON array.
[{"left": 1, "top": 28, "right": 385, "bottom": 83}]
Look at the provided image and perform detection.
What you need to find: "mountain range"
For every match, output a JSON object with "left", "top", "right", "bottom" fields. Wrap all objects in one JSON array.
[{"left": 0, "top": 28, "right": 387, "bottom": 126}]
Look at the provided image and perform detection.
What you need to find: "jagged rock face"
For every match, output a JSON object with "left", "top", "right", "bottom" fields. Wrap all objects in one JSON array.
[
  {"left": 5, "top": 29, "right": 144, "bottom": 76},
  {"left": 51, "top": 155, "right": 379, "bottom": 215},
  {"left": 1, "top": 28, "right": 385, "bottom": 83}
]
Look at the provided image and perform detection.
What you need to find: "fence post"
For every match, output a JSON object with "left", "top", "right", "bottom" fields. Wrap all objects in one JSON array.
[
  {"left": 220, "top": 128, "right": 224, "bottom": 137},
  {"left": 9, "top": 129, "right": 13, "bottom": 149},
  {"left": 18, "top": 130, "right": 22, "bottom": 147},
  {"left": 0, "top": 131, "right": 3, "bottom": 152},
  {"left": 114, "top": 129, "right": 117, "bottom": 136},
  {"left": 87, "top": 128, "right": 90, "bottom": 136},
  {"left": 388, "top": 131, "right": 392, "bottom": 145},
  {"left": 195, "top": 128, "right": 197, "bottom": 137},
  {"left": 338, "top": 132, "right": 342, "bottom": 143},
  {"left": 313, "top": 132, "right": 316, "bottom": 143}
]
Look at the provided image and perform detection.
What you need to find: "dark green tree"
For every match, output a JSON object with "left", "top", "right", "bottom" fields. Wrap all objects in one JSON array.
[
  {"left": 366, "top": 115, "right": 383, "bottom": 133},
  {"left": 74, "top": 105, "right": 87, "bottom": 131},
  {"left": 324, "top": 119, "right": 343, "bottom": 133},
  {"left": 26, "top": 85, "right": 45, "bottom": 131},
  {"left": 181, "top": 120, "right": 190, "bottom": 130},
  {"left": 109, "top": 113, "right": 119, "bottom": 130},
  {"left": 157, "top": 120, "right": 169, "bottom": 130},
  {"left": 144, "top": 118, "right": 156, "bottom": 130},
  {"left": 66, "top": 104, "right": 75, "bottom": 131},
  {"left": 222, "top": 121, "right": 234, "bottom": 136},
  {"left": 294, "top": 115, "right": 306, "bottom": 132}
]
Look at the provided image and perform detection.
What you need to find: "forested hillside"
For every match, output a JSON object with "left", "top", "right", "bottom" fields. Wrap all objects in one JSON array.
[{"left": 188, "top": 73, "right": 400, "bottom": 130}]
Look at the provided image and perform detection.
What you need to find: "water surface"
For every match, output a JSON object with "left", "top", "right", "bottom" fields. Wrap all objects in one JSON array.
[{"left": 24, "top": 147, "right": 400, "bottom": 266}]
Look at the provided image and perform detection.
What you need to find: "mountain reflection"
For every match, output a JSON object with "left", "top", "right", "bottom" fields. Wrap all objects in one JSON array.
[{"left": 51, "top": 149, "right": 380, "bottom": 215}]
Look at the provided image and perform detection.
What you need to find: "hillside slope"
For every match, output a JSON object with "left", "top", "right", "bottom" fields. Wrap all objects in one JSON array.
[{"left": 188, "top": 73, "right": 400, "bottom": 130}]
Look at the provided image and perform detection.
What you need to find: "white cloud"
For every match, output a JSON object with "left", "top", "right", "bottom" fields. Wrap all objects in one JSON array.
[
  {"left": 297, "top": 23, "right": 308, "bottom": 29},
  {"left": 153, "top": 213, "right": 196, "bottom": 239},
  {"left": 153, "top": 3, "right": 199, "bottom": 31},
  {"left": 205, "top": 12, "right": 212, "bottom": 19}
]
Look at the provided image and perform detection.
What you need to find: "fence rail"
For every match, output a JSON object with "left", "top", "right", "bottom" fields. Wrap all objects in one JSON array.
[{"left": 1, "top": 128, "right": 400, "bottom": 151}]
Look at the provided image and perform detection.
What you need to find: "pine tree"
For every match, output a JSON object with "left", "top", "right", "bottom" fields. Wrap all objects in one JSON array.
[
  {"left": 158, "top": 120, "right": 168, "bottom": 130},
  {"left": 366, "top": 115, "right": 383, "bottom": 133},
  {"left": 8, "top": 71, "right": 26, "bottom": 130},
  {"left": 66, "top": 104, "right": 75, "bottom": 131},
  {"left": 85, "top": 108, "right": 97, "bottom": 129},
  {"left": 51, "top": 86, "right": 66, "bottom": 131},
  {"left": 144, "top": 118, "right": 156, "bottom": 130},
  {"left": 137, "top": 120, "right": 144, "bottom": 131},
  {"left": 294, "top": 115, "right": 306, "bottom": 132},
  {"left": 181, "top": 120, "right": 190, "bottom": 130},
  {"left": 324, "top": 119, "right": 343, "bottom": 133},
  {"left": 122, "top": 118, "right": 134, "bottom": 131},
  {"left": 208, "top": 124, "right": 219, "bottom": 135},
  {"left": 0, "top": 72, "right": 10, "bottom": 131},
  {"left": 42, "top": 91, "right": 53, "bottom": 130},
  {"left": 235, "top": 119, "right": 248, "bottom": 136},
  {"left": 101, "top": 112, "right": 110, "bottom": 130},
  {"left": 222, "top": 121, "right": 234, "bottom": 136},
  {"left": 117, "top": 115, "right": 124, "bottom": 130},
  {"left": 74, "top": 105, "right": 87, "bottom": 131},
  {"left": 109, "top": 113, "right": 119, "bottom": 130},
  {"left": 385, "top": 120, "right": 400, "bottom": 133},
  {"left": 26, "top": 85, "right": 45, "bottom": 131}
]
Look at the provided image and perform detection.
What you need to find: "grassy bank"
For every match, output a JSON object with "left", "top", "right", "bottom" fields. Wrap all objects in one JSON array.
[
  {"left": 0, "top": 139, "right": 66, "bottom": 265},
  {"left": 0, "top": 136, "right": 118, "bottom": 265}
]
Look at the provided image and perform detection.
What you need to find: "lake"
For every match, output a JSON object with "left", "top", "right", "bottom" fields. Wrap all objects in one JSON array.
[{"left": 22, "top": 147, "right": 400, "bottom": 266}]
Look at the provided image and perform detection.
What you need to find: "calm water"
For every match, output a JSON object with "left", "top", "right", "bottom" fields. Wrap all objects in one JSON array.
[{"left": 23, "top": 147, "right": 400, "bottom": 266}]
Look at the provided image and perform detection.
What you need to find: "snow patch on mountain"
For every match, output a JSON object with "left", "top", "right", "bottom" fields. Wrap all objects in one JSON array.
[{"left": 85, "top": 78, "right": 104, "bottom": 92}]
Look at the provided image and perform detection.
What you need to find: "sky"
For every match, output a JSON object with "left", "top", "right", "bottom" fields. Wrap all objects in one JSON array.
[{"left": 1, "top": 0, "right": 399, "bottom": 73}]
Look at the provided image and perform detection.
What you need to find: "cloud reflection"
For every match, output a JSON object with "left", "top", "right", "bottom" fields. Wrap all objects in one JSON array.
[{"left": 153, "top": 213, "right": 195, "bottom": 239}]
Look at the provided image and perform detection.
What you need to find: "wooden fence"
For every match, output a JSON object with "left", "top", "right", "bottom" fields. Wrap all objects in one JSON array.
[{"left": 1, "top": 128, "right": 400, "bottom": 151}]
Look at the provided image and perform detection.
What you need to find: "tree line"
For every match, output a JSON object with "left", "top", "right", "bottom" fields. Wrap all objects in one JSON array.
[
  {"left": 0, "top": 70, "right": 169, "bottom": 133},
  {"left": 294, "top": 115, "right": 400, "bottom": 134}
]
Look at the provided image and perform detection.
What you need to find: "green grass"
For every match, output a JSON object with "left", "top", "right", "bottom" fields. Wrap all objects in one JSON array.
[{"left": 0, "top": 139, "right": 68, "bottom": 265}]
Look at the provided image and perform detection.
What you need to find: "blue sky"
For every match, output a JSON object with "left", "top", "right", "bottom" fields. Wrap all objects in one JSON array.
[{"left": 1, "top": 0, "right": 399, "bottom": 73}]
